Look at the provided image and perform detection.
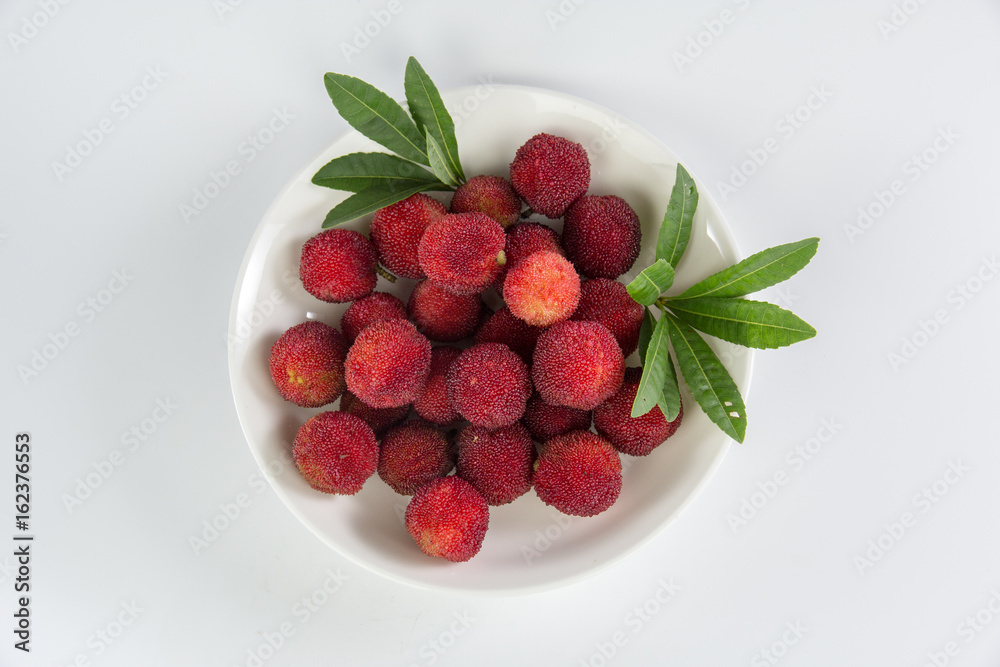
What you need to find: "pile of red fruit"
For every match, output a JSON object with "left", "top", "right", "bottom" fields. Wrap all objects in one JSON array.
[{"left": 268, "top": 133, "right": 683, "bottom": 563}]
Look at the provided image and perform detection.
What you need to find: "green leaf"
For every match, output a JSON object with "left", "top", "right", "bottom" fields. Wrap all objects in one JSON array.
[
  {"left": 631, "top": 313, "right": 672, "bottom": 418},
  {"left": 666, "top": 314, "right": 747, "bottom": 443},
  {"left": 656, "top": 164, "right": 698, "bottom": 267},
  {"left": 658, "top": 349, "right": 682, "bottom": 421},
  {"left": 626, "top": 259, "right": 675, "bottom": 306},
  {"left": 674, "top": 238, "right": 820, "bottom": 300},
  {"left": 323, "top": 72, "right": 429, "bottom": 166},
  {"left": 667, "top": 298, "right": 816, "bottom": 349},
  {"left": 635, "top": 308, "right": 680, "bottom": 419},
  {"left": 425, "top": 131, "right": 461, "bottom": 188},
  {"left": 404, "top": 57, "right": 465, "bottom": 182},
  {"left": 321, "top": 182, "right": 440, "bottom": 228},
  {"left": 311, "top": 152, "right": 449, "bottom": 193}
]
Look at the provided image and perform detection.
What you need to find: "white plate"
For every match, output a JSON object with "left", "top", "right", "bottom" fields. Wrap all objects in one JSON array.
[{"left": 228, "top": 85, "right": 752, "bottom": 596}]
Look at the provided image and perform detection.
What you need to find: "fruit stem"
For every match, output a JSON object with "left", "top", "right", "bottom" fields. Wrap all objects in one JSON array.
[{"left": 376, "top": 264, "right": 398, "bottom": 283}]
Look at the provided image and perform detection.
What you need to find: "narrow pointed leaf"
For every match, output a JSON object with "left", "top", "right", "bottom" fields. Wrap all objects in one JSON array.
[
  {"left": 323, "top": 72, "right": 429, "bottom": 166},
  {"left": 668, "top": 297, "right": 816, "bottom": 349},
  {"left": 631, "top": 314, "right": 671, "bottom": 418},
  {"left": 674, "top": 238, "right": 820, "bottom": 300},
  {"left": 658, "top": 350, "right": 682, "bottom": 421},
  {"left": 425, "top": 131, "right": 460, "bottom": 188},
  {"left": 637, "top": 308, "right": 680, "bottom": 419},
  {"left": 404, "top": 57, "right": 465, "bottom": 182},
  {"left": 626, "top": 259, "right": 675, "bottom": 306},
  {"left": 321, "top": 182, "right": 440, "bottom": 228},
  {"left": 311, "top": 152, "right": 449, "bottom": 193},
  {"left": 656, "top": 164, "right": 698, "bottom": 267},
  {"left": 667, "top": 314, "right": 747, "bottom": 443}
]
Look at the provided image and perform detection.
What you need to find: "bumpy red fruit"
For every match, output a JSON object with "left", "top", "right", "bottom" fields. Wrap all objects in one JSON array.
[
  {"left": 532, "top": 321, "right": 625, "bottom": 410},
  {"left": 505, "top": 222, "right": 564, "bottom": 265},
  {"left": 447, "top": 343, "right": 532, "bottom": 429},
  {"left": 594, "top": 367, "right": 684, "bottom": 456},
  {"left": 493, "top": 222, "right": 564, "bottom": 295},
  {"left": 450, "top": 175, "right": 521, "bottom": 228},
  {"left": 457, "top": 423, "right": 535, "bottom": 506},
  {"left": 405, "top": 476, "right": 489, "bottom": 562},
  {"left": 571, "top": 278, "right": 645, "bottom": 356},
  {"left": 562, "top": 195, "right": 642, "bottom": 279},
  {"left": 370, "top": 193, "right": 448, "bottom": 279},
  {"left": 509, "top": 133, "right": 590, "bottom": 218},
  {"left": 340, "top": 292, "right": 408, "bottom": 342},
  {"left": 378, "top": 421, "right": 455, "bottom": 495},
  {"left": 474, "top": 306, "right": 542, "bottom": 363},
  {"left": 413, "top": 346, "right": 462, "bottom": 425},
  {"left": 269, "top": 321, "right": 348, "bottom": 408},
  {"left": 523, "top": 392, "right": 592, "bottom": 443},
  {"left": 299, "top": 229, "right": 378, "bottom": 303},
  {"left": 504, "top": 251, "right": 581, "bottom": 327},
  {"left": 417, "top": 212, "right": 506, "bottom": 295},
  {"left": 408, "top": 279, "right": 483, "bottom": 342},
  {"left": 344, "top": 319, "right": 431, "bottom": 408},
  {"left": 533, "top": 430, "right": 622, "bottom": 517},
  {"left": 293, "top": 411, "right": 378, "bottom": 495},
  {"left": 338, "top": 390, "right": 409, "bottom": 437}
]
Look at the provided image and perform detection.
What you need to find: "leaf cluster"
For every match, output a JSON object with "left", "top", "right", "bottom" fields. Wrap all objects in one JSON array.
[
  {"left": 627, "top": 165, "right": 819, "bottom": 443},
  {"left": 313, "top": 57, "right": 464, "bottom": 228}
]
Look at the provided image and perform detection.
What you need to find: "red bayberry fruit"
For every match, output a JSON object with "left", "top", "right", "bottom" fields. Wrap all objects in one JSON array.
[
  {"left": 340, "top": 292, "right": 408, "bottom": 342},
  {"left": 408, "top": 279, "right": 483, "bottom": 342},
  {"left": 293, "top": 411, "right": 378, "bottom": 495},
  {"left": 532, "top": 321, "right": 625, "bottom": 410},
  {"left": 447, "top": 343, "right": 532, "bottom": 429},
  {"left": 457, "top": 423, "right": 535, "bottom": 506},
  {"left": 344, "top": 319, "right": 431, "bottom": 408},
  {"left": 493, "top": 222, "right": 565, "bottom": 295},
  {"left": 522, "top": 392, "right": 592, "bottom": 443},
  {"left": 378, "top": 420, "right": 455, "bottom": 495},
  {"left": 405, "top": 476, "right": 490, "bottom": 562},
  {"left": 533, "top": 430, "right": 622, "bottom": 517},
  {"left": 269, "top": 321, "right": 348, "bottom": 408},
  {"left": 594, "top": 367, "right": 684, "bottom": 456},
  {"left": 417, "top": 212, "right": 506, "bottom": 296},
  {"left": 509, "top": 133, "right": 590, "bottom": 218},
  {"left": 450, "top": 175, "right": 521, "bottom": 228},
  {"left": 571, "top": 278, "right": 645, "bottom": 356},
  {"left": 503, "top": 250, "right": 581, "bottom": 327},
  {"left": 474, "top": 306, "right": 543, "bottom": 363},
  {"left": 370, "top": 193, "right": 448, "bottom": 279},
  {"left": 299, "top": 229, "right": 378, "bottom": 303},
  {"left": 413, "top": 346, "right": 462, "bottom": 425},
  {"left": 562, "top": 195, "right": 641, "bottom": 279}
]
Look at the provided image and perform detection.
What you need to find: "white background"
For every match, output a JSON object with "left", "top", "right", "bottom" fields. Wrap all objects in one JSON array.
[{"left": 2, "top": 1, "right": 999, "bottom": 665}]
